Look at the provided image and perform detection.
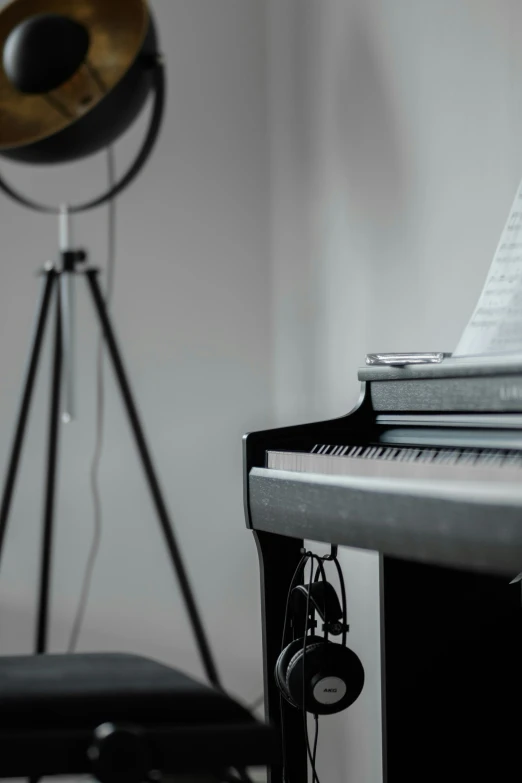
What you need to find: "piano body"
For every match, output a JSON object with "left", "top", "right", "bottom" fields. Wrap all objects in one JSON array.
[{"left": 244, "top": 355, "right": 522, "bottom": 783}]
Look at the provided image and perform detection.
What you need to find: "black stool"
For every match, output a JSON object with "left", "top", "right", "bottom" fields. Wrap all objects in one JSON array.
[{"left": 0, "top": 653, "right": 276, "bottom": 782}]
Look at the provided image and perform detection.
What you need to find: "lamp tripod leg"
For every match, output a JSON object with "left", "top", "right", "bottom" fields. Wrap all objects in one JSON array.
[
  {"left": 35, "top": 284, "right": 63, "bottom": 654},
  {"left": 83, "top": 269, "right": 221, "bottom": 688},
  {"left": 0, "top": 268, "right": 56, "bottom": 572}
]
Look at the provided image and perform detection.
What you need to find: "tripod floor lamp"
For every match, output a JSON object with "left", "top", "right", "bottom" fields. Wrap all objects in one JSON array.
[{"left": 0, "top": 0, "right": 220, "bottom": 688}]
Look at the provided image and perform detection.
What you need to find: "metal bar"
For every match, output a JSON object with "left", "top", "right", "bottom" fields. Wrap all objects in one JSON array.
[
  {"left": 59, "top": 272, "right": 75, "bottom": 422},
  {"left": 59, "top": 207, "right": 75, "bottom": 422},
  {"left": 84, "top": 269, "right": 221, "bottom": 688},
  {"left": 35, "top": 286, "right": 63, "bottom": 653},
  {"left": 0, "top": 268, "right": 56, "bottom": 567}
]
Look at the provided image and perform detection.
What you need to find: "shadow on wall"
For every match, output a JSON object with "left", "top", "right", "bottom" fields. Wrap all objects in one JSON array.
[
  {"left": 331, "top": 1, "right": 424, "bottom": 351},
  {"left": 333, "top": 2, "right": 412, "bottom": 238}
]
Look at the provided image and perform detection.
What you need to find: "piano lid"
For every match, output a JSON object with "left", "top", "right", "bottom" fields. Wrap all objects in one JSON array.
[{"left": 358, "top": 354, "right": 522, "bottom": 413}]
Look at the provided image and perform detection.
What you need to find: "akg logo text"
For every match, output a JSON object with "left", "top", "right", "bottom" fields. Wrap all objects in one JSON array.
[{"left": 500, "top": 385, "right": 522, "bottom": 401}]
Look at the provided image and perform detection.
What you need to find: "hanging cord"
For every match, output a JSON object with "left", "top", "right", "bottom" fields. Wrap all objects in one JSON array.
[
  {"left": 312, "top": 714, "right": 319, "bottom": 775},
  {"left": 314, "top": 550, "right": 347, "bottom": 646},
  {"left": 302, "top": 557, "right": 318, "bottom": 783},
  {"left": 331, "top": 554, "right": 348, "bottom": 648},
  {"left": 67, "top": 146, "right": 116, "bottom": 653},
  {"left": 302, "top": 553, "right": 327, "bottom": 783},
  {"left": 278, "top": 549, "right": 344, "bottom": 782}
]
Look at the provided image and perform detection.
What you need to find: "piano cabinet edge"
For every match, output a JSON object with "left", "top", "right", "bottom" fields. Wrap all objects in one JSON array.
[
  {"left": 252, "top": 530, "right": 307, "bottom": 783},
  {"left": 242, "top": 384, "right": 374, "bottom": 531}
]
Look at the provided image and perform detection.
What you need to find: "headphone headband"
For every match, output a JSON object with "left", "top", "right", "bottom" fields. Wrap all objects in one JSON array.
[{"left": 291, "top": 582, "right": 348, "bottom": 636}]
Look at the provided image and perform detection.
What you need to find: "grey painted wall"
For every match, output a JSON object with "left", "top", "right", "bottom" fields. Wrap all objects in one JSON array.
[
  {"left": 2, "top": 1, "right": 522, "bottom": 781},
  {"left": 0, "top": 0, "right": 271, "bottom": 709}
]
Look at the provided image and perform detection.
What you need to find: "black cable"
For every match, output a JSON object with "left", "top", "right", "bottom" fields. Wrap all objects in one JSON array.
[
  {"left": 331, "top": 554, "right": 348, "bottom": 648},
  {"left": 67, "top": 146, "right": 116, "bottom": 653},
  {"left": 280, "top": 552, "right": 310, "bottom": 651},
  {"left": 312, "top": 714, "right": 319, "bottom": 773},
  {"left": 279, "top": 551, "right": 327, "bottom": 783},
  {"left": 278, "top": 550, "right": 341, "bottom": 782},
  {"left": 302, "top": 555, "right": 322, "bottom": 783},
  {"left": 279, "top": 551, "right": 346, "bottom": 783}
]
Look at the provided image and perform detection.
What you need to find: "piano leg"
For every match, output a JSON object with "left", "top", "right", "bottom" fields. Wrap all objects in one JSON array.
[{"left": 253, "top": 530, "right": 308, "bottom": 783}]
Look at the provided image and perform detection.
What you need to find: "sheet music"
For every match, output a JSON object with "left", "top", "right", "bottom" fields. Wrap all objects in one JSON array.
[{"left": 454, "top": 178, "right": 522, "bottom": 357}]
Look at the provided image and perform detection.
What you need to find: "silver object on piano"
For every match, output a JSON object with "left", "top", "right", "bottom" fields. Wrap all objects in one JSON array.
[{"left": 365, "top": 352, "right": 445, "bottom": 366}]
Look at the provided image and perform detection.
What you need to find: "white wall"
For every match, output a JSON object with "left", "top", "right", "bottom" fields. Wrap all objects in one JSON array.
[
  {"left": 268, "top": 0, "right": 522, "bottom": 781},
  {"left": 0, "top": 0, "right": 271, "bottom": 707}
]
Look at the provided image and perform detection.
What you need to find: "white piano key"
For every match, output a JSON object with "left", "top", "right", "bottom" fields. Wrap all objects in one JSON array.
[{"left": 266, "top": 448, "right": 522, "bottom": 484}]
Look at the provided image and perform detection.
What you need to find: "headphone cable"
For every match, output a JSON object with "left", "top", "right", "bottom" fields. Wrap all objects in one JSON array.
[
  {"left": 280, "top": 551, "right": 351, "bottom": 783},
  {"left": 279, "top": 551, "right": 330, "bottom": 783},
  {"left": 67, "top": 146, "right": 116, "bottom": 653},
  {"left": 312, "top": 714, "right": 320, "bottom": 773},
  {"left": 331, "top": 554, "right": 348, "bottom": 648},
  {"left": 303, "top": 554, "right": 323, "bottom": 783},
  {"left": 281, "top": 552, "right": 310, "bottom": 650}
]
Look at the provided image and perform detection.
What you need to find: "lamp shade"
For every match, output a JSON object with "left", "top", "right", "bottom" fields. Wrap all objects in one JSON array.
[{"left": 0, "top": 0, "right": 158, "bottom": 165}]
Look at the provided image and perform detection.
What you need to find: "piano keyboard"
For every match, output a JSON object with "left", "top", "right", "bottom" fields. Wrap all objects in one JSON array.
[{"left": 267, "top": 443, "right": 522, "bottom": 484}]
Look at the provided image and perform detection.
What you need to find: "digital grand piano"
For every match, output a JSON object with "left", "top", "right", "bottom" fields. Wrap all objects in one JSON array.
[{"left": 244, "top": 353, "right": 522, "bottom": 783}]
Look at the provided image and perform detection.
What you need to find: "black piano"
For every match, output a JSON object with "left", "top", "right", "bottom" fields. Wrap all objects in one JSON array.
[{"left": 244, "top": 354, "right": 522, "bottom": 782}]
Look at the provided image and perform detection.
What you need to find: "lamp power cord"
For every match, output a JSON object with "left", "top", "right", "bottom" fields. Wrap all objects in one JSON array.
[{"left": 67, "top": 146, "right": 116, "bottom": 653}]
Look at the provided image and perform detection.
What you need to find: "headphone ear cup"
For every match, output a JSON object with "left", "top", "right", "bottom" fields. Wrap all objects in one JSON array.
[
  {"left": 283, "top": 635, "right": 325, "bottom": 712},
  {"left": 286, "top": 639, "right": 365, "bottom": 715},
  {"left": 274, "top": 638, "right": 305, "bottom": 706}
]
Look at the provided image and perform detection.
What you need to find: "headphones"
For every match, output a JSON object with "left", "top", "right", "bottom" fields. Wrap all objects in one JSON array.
[{"left": 275, "top": 551, "right": 365, "bottom": 716}]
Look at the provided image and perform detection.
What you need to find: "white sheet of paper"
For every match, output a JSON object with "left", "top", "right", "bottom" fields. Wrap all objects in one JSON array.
[{"left": 454, "top": 178, "right": 522, "bottom": 357}]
